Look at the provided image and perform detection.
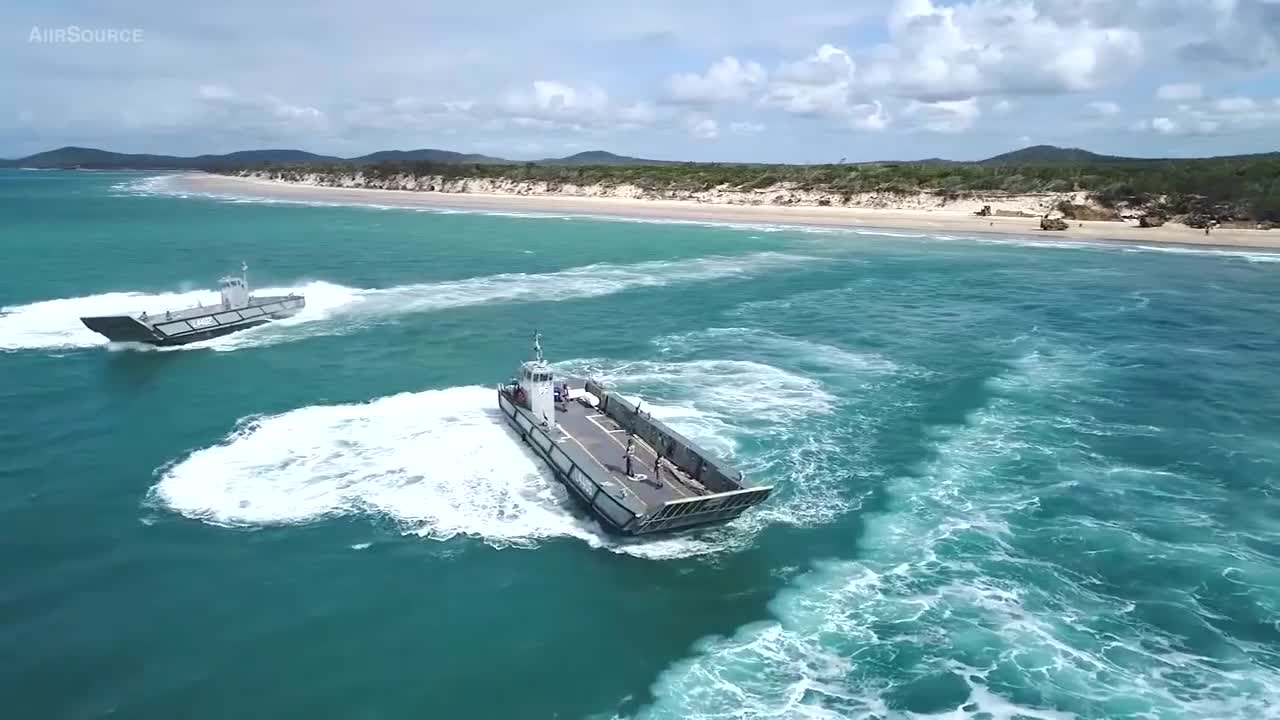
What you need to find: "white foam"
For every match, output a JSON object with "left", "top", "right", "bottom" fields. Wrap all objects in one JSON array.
[
  {"left": 349, "top": 252, "right": 814, "bottom": 320},
  {"left": 0, "top": 281, "right": 355, "bottom": 352},
  {"left": 655, "top": 327, "right": 901, "bottom": 376},
  {"left": 150, "top": 386, "right": 596, "bottom": 547},
  {"left": 149, "top": 384, "right": 762, "bottom": 559},
  {"left": 635, "top": 343, "right": 1280, "bottom": 718},
  {"left": 1, "top": 252, "right": 812, "bottom": 353},
  {"left": 553, "top": 356, "right": 861, "bottom": 539},
  {"left": 555, "top": 357, "right": 837, "bottom": 433}
]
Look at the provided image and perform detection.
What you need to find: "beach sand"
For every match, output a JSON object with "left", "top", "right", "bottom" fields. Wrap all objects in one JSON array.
[{"left": 174, "top": 173, "right": 1280, "bottom": 250}]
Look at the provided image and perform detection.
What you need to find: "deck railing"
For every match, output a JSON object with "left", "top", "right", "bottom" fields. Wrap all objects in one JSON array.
[{"left": 498, "top": 389, "right": 638, "bottom": 530}]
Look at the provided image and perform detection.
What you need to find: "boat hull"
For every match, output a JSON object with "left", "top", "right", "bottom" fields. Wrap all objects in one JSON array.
[
  {"left": 81, "top": 296, "right": 304, "bottom": 346},
  {"left": 496, "top": 380, "right": 772, "bottom": 536}
]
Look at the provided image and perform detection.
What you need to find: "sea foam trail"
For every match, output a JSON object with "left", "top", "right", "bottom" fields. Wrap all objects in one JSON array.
[
  {"left": 149, "top": 350, "right": 847, "bottom": 559},
  {"left": 633, "top": 344, "right": 1280, "bottom": 719},
  {"left": 148, "top": 385, "right": 750, "bottom": 559},
  {"left": 0, "top": 252, "right": 812, "bottom": 353},
  {"left": 554, "top": 352, "right": 870, "bottom": 538},
  {"left": 150, "top": 386, "right": 598, "bottom": 549},
  {"left": 0, "top": 281, "right": 355, "bottom": 353}
]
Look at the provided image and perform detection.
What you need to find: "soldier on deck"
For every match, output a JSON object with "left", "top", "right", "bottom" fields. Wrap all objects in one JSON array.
[{"left": 624, "top": 436, "right": 636, "bottom": 478}]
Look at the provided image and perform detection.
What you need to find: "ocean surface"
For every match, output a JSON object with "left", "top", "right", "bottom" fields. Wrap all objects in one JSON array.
[{"left": 2, "top": 169, "right": 1279, "bottom": 720}]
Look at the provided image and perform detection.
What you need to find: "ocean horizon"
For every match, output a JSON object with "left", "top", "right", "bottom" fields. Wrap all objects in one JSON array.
[{"left": 2, "top": 168, "right": 1278, "bottom": 719}]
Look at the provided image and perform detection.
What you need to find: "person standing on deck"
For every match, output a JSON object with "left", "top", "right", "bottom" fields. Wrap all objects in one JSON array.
[{"left": 625, "top": 436, "right": 636, "bottom": 478}]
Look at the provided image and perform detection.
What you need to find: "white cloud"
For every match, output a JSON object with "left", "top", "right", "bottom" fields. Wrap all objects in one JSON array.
[
  {"left": 850, "top": 101, "right": 890, "bottom": 130},
  {"left": 501, "top": 81, "right": 609, "bottom": 118},
  {"left": 192, "top": 85, "right": 327, "bottom": 134},
  {"left": 685, "top": 114, "right": 720, "bottom": 139},
  {"left": 1131, "top": 93, "right": 1280, "bottom": 137},
  {"left": 862, "top": 0, "right": 1143, "bottom": 101},
  {"left": 491, "top": 81, "right": 667, "bottom": 134},
  {"left": 665, "top": 57, "right": 765, "bottom": 105},
  {"left": 199, "top": 84, "right": 235, "bottom": 101},
  {"left": 5, "top": 0, "right": 1280, "bottom": 160},
  {"left": 762, "top": 44, "right": 889, "bottom": 130},
  {"left": 442, "top": 100, "right": 475, "bottom": 113},
  {"left": 615, "top": 102, "right": 659, "bottom": 129},
  {"left": 905, "top": 97, "right": 980, "bottom": 133},
  {"left": 1088, "top": 101, "right": 1121, "bottom": 116},
  {"left": 1214, "top": 97, "right": 1258, "bottom": 113},
  {"left": 765, "top": 44, "right": 858, "bottom": 116},
  {"left": 1156, "top": 83, "right": 1202, "bottom": 101}
]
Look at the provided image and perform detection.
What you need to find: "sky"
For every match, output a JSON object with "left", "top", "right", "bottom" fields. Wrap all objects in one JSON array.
[{"left": 4, "top": 0, "right": 1280, "bottom": 162}]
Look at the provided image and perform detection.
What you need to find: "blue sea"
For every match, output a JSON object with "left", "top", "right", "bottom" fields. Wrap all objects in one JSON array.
[{"left": 2, "top": 169, "right": 1279, "bottom": 719}]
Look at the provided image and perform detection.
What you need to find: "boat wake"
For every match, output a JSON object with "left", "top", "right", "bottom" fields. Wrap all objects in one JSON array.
[
  {"left": 148, "top": 347, "right": 852, "bottom": 559},
  {"left": 0, "top": 282, "right": 353, "bottom": 353},
  {"left": 146, "top": 384, "right": 764, "bottom": 559},
  {"left": 0, "top": 252, "right": 812, "bottom": 353},
  {"left": 630, "top": 343, "right": 1280, "bottom": 719}
]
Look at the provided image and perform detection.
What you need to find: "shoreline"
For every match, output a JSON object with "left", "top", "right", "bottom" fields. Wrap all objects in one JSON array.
[{"left": 171, "top": 173, "right": 1280, "bottom": 251}]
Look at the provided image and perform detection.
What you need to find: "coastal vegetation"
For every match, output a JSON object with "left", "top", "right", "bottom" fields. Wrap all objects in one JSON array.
[
  {"left": 7, "top": 144, "right": 1278, "bottom": 224},
  {"left": 234, "top": 148, "right": 1280, "bottom": 225}
]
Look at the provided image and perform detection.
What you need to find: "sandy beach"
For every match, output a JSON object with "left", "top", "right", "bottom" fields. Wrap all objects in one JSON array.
[{"left": 174, "top": 173, "right": 1280, "bottom": 250}]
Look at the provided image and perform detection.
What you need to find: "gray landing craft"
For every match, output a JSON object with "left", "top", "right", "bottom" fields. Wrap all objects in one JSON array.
[
  {"left": 498, "top": 332, "right": 773, "bottom": 535},
  {"left": 80, "top": 264, "right": 305, "bottom": 346}
]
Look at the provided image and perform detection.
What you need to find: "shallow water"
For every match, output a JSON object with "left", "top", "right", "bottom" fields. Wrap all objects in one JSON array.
[{"left": 2, "top": 170, "right": 1278, "bottom": 719}]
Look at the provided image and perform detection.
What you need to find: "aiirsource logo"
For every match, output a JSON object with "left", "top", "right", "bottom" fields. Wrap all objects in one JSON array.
[{"left": 29, "top": 26, "right": 145, "bottom": 44}]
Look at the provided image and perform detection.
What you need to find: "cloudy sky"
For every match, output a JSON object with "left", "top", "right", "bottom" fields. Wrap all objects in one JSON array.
[{"left": 4, "top": 0, "right": 1280, "bottom": 161}]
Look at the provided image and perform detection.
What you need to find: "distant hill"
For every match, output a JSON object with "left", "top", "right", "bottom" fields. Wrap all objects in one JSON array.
[
  {"left": 348, "top": 149, "right": 507, "bottom": 165},
  {"left": 193, "top": 149, "right": 342, "bottom": 165},
  {"left": 981, "top": 144, "right": 1280, "bottom": 165},
  {"left": 981, "top": 145, "right": 1136, "bottom": 165},
  {"left": 0, "top": 145, "right": 654, "bottom": 169},
  {"left": 537, "top": 150, "right": 676, "bottom": 165},
  {"left": 0, "top": 146, "right": 344, "bottom": 170},
  {"left": 4, "top": 143, "right": 1277, "bottom": 170}
]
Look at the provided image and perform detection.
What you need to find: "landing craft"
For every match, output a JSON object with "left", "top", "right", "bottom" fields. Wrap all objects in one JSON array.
[
  {"left": 79, "top": 263, "right": 305, "bottom": 346},
  {"left": 498, "top": 332, "right": 772, "bottom": 535}
]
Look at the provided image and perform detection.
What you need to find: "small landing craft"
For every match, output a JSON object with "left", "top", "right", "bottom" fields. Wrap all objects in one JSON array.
[
  {"left": 80, "top": 263, "right": 304, "bottom": 346},
  {"left": 498, "top": 332, "right": 772, "bottom": 535}
]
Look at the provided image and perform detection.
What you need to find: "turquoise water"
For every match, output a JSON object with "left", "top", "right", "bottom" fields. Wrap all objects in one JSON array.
[{"left": 2, "top": 169, "right": 1279, "bottom": 719}]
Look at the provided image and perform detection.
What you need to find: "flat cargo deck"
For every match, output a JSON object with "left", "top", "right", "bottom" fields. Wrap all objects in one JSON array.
[
  {"left": 498, "top": 372, "right": 772, "bottom": 535},
  {"left": 553, "top": 391, "right": 710, "bottom": 510}
]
